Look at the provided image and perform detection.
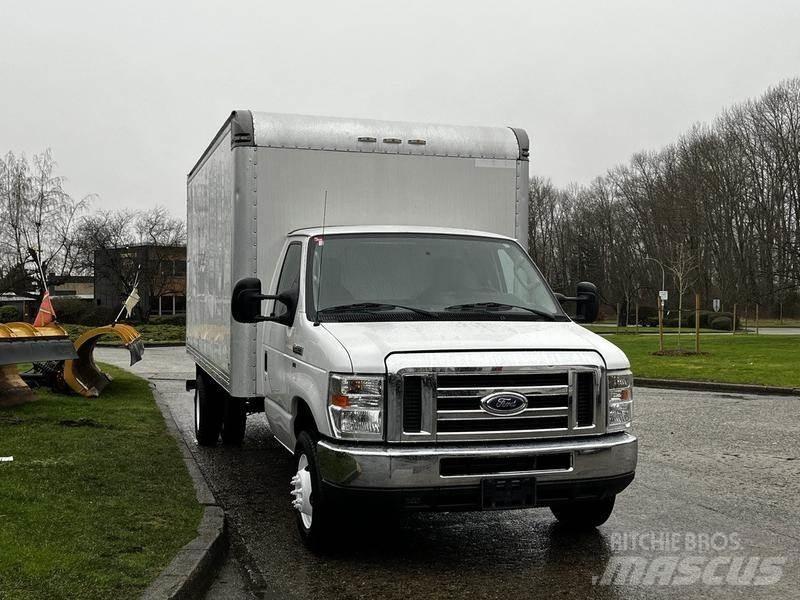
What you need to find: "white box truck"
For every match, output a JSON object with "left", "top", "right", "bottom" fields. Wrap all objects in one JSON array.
[{"left": 186, "top": 111, "right": 637, "bottom": 548}]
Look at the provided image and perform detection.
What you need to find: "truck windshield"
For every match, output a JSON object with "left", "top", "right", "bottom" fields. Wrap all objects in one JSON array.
[{"left": 307, "top": 234, "right": 567, "bottom": 322}]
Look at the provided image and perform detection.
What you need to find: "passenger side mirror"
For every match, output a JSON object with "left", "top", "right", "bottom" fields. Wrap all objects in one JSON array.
[
  {"left": 555, "top": 281, "right": 600, "bottom": 324},
  {"left": 231, "top": 278, "right": 293, "bottom": 325}
]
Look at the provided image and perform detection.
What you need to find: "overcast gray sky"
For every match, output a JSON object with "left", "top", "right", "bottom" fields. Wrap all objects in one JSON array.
[{"left": 2, "top": 0, "right": 799, "bottom": 218}]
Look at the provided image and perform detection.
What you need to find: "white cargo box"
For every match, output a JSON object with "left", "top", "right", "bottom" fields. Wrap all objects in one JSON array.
[{"left": 187, "top": 111, "right": 530, "bottom": 397}]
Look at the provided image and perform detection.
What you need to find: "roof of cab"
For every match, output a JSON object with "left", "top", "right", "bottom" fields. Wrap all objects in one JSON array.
[{"left": 287, "top": 225, "right": 516, "bottom": 241}]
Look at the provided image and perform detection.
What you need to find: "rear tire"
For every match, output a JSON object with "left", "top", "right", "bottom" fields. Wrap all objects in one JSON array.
[
  {"left": 292, "top": 431, "right": 334, "bottom": 552},
  {"left": 221, "top": 397, "right": 247, "bottom": 445},
  {"left": 550, "top": 496, "right": 616, "bottom": 530},
  {"left": 194, "top": 368, "right": 223, "bottom": 446}
]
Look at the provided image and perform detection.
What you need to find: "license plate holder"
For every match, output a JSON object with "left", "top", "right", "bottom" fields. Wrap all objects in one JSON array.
[{"left": 481, "top": 477, "right": 536, "bottom": 510}]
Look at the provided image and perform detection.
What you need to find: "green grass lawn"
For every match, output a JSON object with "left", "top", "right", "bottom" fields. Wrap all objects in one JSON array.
[
  {"left": 752, "top": 318, "right": 800, "bottom": 328},
  {"left": 604, "top": 334, "right": 800, "bottom": 388},
  {"left": 585, "top": 324, "right": 723, "bottom": 334},
  {"left": 60, "top": 323, "right": 185, "bottom": 345},
  {"left": 0, "top": 365, "right": 201, "bottom": 600}
]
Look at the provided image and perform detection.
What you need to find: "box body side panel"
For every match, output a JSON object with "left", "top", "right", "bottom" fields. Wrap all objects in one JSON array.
[{"left": 186, "top": 130, "right": 235, "bottom": 390}]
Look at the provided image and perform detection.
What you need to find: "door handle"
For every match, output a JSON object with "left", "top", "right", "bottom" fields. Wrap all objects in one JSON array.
[{"left": 292, "top": 344, "right": 304, "bottom": 357}]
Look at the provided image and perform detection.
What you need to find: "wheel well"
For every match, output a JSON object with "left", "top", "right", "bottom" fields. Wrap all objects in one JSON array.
[{"left": 293, "top": 398, "right": 318, "bottom": 438}]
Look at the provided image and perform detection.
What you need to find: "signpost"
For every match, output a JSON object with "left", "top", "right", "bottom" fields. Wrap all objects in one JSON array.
[
  {"left": 657, "top": 290, "right": 667, "bottom": 353},
  {"left": 695, "top": 293, "right": 701, "bottom": 353}
]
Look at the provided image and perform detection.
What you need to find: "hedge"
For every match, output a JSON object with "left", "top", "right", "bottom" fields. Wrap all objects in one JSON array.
[{"left": 0, "top": 305, "right": 19, "bottom": 323}]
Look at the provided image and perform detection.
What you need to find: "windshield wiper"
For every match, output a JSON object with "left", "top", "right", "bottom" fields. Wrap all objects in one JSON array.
[
  {"left": 444, "top": 302, "right": 558, "bottom": 321},
  {"left": 317, "top": 302, "right": 437, "bottom": 318}
]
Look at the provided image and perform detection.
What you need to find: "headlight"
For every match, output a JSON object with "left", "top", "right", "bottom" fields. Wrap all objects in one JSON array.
[
  {"left": 328, "top": 374, "right": 384, "bottom": 440},
  {"left": 607, "top": 371, "right": 633, "bottom": 430}
]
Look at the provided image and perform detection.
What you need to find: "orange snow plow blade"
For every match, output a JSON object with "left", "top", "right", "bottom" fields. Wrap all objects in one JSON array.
[
  {"left": 63, "top": 324, "right": 144, "bottom": 398},
  {"left": 0, "top": 322, "right": 77, "bottom": 407}
]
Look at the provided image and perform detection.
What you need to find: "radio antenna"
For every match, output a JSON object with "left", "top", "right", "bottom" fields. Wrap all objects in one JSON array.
[{"left": 313, "top": 190, "right": 328, "bottom": 326}]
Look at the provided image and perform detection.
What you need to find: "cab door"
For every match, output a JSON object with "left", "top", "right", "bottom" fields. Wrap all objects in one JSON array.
[{"left": 262, "top": 241, "right": 303, "bottom": 444}]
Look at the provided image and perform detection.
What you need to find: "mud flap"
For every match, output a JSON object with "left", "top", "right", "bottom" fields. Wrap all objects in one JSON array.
[{"left": 63, "top": 324, "right": 145, "bottom": 398}]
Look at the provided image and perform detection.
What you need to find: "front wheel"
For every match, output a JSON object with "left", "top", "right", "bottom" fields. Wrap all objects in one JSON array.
[
  {"left": 550, "top": 496, "right": 616, "bottom": 530},
  {"left": 292, "top": 431, "right": 334, "bottom": 551}
]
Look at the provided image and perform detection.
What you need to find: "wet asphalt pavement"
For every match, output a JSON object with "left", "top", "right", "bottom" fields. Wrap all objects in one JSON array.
[{"left": 96, "top": 347, "right": 800, "bottom": 600}]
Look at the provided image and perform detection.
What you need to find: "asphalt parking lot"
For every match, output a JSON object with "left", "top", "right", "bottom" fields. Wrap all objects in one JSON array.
[{"left": 97, "top": 347, "right": 800, "bottom": 600}]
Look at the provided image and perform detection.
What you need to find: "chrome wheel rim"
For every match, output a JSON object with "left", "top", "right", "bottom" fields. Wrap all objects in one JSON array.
[{"left": 291, "top": 454, "right": 313, "bottom": 529}]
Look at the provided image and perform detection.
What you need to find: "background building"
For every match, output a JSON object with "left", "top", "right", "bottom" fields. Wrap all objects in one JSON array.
[{"left": 94, "top": 244, "right": 186, "bottom": 318}]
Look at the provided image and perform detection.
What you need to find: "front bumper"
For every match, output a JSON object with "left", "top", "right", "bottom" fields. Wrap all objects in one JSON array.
[{"left": 317, "top": 432, "right": 637, "bottom": 493}]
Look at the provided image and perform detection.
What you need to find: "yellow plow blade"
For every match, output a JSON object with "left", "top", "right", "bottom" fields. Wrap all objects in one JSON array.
[
  {"left": 0, "top": 322, "right": 77, "bottom": 407},
  {"left": 63, "top": 324, "right": 144, "bottom": 398}
]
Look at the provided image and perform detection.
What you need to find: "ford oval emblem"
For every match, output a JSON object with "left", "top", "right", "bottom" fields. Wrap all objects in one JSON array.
[{"left": 480, "top": 391, "right": 528, "bottom": 416}]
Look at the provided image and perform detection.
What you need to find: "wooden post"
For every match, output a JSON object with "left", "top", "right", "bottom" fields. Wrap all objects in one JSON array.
[
  {"left": 732, "top": 303, "right": 737, "bottom": 335},
  {"left": 635, "top": 302, "right": 639, "bottom": 334},
  {"left": 695, "top": 293, "right": 701, "bottom": 353},
  {"left": 658, "top": 299, "right": 664, "bottom": 352},
  {"left": 616, "top": 303, "right": 620, "bottom": 335},
  {"left": 755, "top": 304, "right": 759, "bottom": 335},
  {"left": 779, "top": 302, "right": 783, "bottom": 325}
]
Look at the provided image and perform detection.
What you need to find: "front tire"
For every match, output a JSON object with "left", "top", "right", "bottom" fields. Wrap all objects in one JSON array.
[
  {"left": 194, "top": 368, "right": 223, "bottom": 446},
  {"left": 292, "top": 431, "right": 334, "bottom": 551},
  {"left": 550, "top": 496, "right": 616, "bottom": 530}
]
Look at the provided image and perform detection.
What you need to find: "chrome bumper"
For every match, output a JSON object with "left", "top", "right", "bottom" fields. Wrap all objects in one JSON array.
[{"left": 317, "top": 432, "right": 637, "bottom": 489}]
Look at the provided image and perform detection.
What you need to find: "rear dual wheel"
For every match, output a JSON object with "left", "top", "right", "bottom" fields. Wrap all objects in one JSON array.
[{"left": 194, "top": 367, "right": 246, "bottom": 446}]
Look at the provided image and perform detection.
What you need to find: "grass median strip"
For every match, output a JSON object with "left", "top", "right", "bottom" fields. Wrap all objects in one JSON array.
[
  {"left": 0, "top": 364, "right": 201, "bottom": 600},
  {"left": 604, "top": 334, "right": 800, "bottom": 388}
]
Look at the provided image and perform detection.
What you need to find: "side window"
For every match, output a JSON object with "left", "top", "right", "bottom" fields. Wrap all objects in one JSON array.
[
  {"left": 276, "top": 244, "right": 302, "bottom": 295},
  {"left": 274, "top": 243, "right": 302, "bottom": 317}
]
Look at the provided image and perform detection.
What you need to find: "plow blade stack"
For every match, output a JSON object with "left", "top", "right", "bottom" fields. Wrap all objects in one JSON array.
[
  {"left": 63, "top": 324, "right": 144, "bottom": 398},
  {"left": 0, "top": 322, "right": 77, "bottom": 407}
]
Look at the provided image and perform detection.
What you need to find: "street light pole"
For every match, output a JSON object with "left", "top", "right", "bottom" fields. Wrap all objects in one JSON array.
[{"left": 645, "top": 257, "right": 666, "bottom": 353}]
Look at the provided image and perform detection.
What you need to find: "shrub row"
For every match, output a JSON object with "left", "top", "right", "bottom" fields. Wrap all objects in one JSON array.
[
  {"left": 52, "top": 298, "right": 117, "bottom": 326},
  {"left": 648, "top": 310, "right": 740, "bottom": 330},
  {"left": 0, "top": 305, "right": 19, "bottom": 323}
]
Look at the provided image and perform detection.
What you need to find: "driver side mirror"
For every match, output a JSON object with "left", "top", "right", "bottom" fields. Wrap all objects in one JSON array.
[
  {"left": 555, "top": 281, "right": 600, "bottom": 324},
  {"left": 231, "top": 277, "right": 295, "bottom": 325}
]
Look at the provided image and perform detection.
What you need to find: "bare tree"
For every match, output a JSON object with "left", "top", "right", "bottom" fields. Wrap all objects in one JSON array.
[
  {"left": 0, "top": 150, "right": 88, "bottom": 297},
  {"left": 526, "top": 77, "right": 800, "bottom": 322}
]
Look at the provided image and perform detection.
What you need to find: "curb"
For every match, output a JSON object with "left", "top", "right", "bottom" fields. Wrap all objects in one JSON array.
[
  {"left": 141, "top": 385, "right": 228, "bottom": 600},
  {"left": 635, "top": 377, "right": 800, "bottom": 397}
]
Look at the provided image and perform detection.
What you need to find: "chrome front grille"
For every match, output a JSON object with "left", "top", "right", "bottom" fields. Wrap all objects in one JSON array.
[
  {"left": 435, "top": 372, "right": 573, "bottom": 439},
  {"left": 388, "top": 361, "right": 604, "bottom": 443}
]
